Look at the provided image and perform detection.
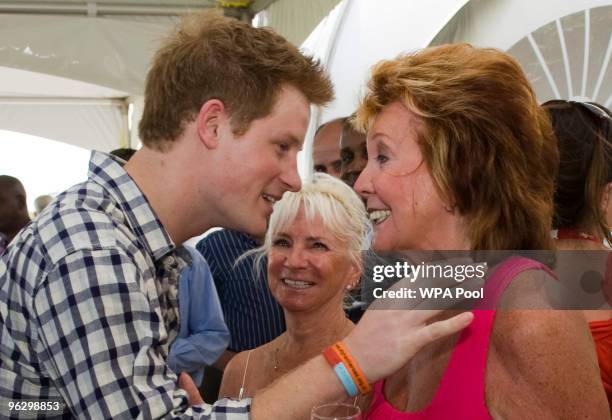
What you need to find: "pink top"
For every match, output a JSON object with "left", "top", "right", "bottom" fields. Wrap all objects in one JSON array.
[{"left": 366, "top": 257, "right": 552, "bottom": 419}]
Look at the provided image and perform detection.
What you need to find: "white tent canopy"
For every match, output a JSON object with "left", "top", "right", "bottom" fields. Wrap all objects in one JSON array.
[
  {"left": 1, "top": 0, "right": 609, "bottom": 154},
  {"left": 303, "top": 0, "right": 612, "bottom": 123},
  {"left": 0, "top": 67, "right": 129, "bottom": 151},
  {"left": 431, "top": 0, "right": 612, "bottom": 106},
  {"left": 0, "top": 0, "right": 342, "bottom": 153},
  {"left": 0, "top": 12, "right": 181, "bottom": 151},
  {"left": 300, "top": 0, "right": 471, "bottom": 172},
  {"left": 298, "top": 0, "right": 611, "bottom": 174}
]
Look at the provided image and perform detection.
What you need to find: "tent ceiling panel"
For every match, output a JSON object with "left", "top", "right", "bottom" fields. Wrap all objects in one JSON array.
[
  {"left": 0, "top": 1, "right": 219, "bottom": 15},
  {"left": 0, "top": 14, "right": 176, "bottom": 93},
  {"left": 298, "top": 0, "right": 469, "bottom": 176},
  {"left": 257, "top": 0, "right": 341, "bottom": 46},
  {"left": 0, "top": 100, "right": 125, "bottom": 151},
  {"left": 0, "top": 66, "right": 127, "bottom": 97},
  {"left": 0, "top": 1, "right": 281, "bottom": 19}
]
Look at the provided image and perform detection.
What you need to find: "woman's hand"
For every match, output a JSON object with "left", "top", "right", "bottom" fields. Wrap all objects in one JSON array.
[{"left": 178, "top": 372, "right": 204, "bottom": 406}]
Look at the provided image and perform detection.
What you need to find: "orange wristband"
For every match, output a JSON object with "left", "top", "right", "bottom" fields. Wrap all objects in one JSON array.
[
  {"left": 333, "top": 341, "right": 371, "bottom": 394},
  {"left": 323, "top": 345, "right": 343, "bottom": 367}
]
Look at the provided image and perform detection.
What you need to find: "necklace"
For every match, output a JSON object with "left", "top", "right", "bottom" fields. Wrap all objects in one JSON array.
[
  {"left": 273, "top": 346, "right": 281, "bottom": 372},
  {"left": 273, "top": 317, "right": 353, "bottom": 372},
  {"left": 556, "top": 228, "right": 599, "bottom": 243}
]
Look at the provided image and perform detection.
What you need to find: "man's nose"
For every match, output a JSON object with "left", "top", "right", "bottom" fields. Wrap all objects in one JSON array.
[{"left": 281, "top": 156, "right": 302, "bottom": 192}]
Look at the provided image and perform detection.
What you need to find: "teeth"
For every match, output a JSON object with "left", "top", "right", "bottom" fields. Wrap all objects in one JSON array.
[
  {"left": 263, "top": 194, "right": 277, "bottom": 204},
  {"left": 369, "top": 210, "right": 391, "bottom": 225},
  {"left": 283, "top": 278, "right": 313, "bottom": 289}
]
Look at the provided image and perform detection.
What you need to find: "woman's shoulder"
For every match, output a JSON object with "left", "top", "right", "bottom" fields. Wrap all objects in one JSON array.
[
  {"left": 489, "top": 307, "right": 608, "bottom": 417},
  {"left": 220, "top": 342, "right": 277, "bottom": 398},
  {"left": 219, "top": 350, "right": 256, "bottom": 399}
]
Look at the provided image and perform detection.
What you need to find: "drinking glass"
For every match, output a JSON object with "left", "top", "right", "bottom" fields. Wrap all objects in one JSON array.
[{"left": 311, "top": 403, "right": 361, "bottom": 420}]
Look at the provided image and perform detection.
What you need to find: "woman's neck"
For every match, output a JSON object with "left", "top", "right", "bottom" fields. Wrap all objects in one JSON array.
[
  {"left": 285, "top": 304, "right": 352, "bottom": 347},
  {"left": 276, "top": 302, "right": 353, "bottom": 370}
]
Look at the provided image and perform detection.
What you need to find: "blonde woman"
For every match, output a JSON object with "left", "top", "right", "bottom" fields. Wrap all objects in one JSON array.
[{"left": 219, "top": 173, "right": 370, "bottom": 409}]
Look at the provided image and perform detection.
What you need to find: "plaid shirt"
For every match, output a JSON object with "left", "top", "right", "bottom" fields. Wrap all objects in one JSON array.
[{"left": 0, "top": 152, "right": 251, "bottom": 419}]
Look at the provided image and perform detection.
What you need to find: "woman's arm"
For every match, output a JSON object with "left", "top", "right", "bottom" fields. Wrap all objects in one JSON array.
[
  {"left": 251, "top": 309, "right": 474, "bottom": 419},
  {"left": 218, "top": 351, "right": 249, "bottom": 399},
  {"left": 489, "top": 270, "right": 610, "bottom": 418}
]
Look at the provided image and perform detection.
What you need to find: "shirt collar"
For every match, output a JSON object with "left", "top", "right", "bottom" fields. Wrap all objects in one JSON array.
[{"left": 87, "top": 151, "right": 175, "bottom": 261}]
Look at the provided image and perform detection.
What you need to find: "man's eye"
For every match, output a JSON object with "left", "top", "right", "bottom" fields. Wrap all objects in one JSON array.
[
  {"left": 277, "top": 143, "right": 290, "bottom": 152},
  {"left": 341, "top": 149, "right": 354, "bottom": 164},
  {"left": 314, "top": 165, "right": 327, "bottom": 173},
  {"left": 361, "top": 143, "right": 369, "bottom": 159}
]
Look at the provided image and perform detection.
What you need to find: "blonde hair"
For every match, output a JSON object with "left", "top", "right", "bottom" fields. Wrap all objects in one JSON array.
[{"left": 248, "top": 172, "right": 371, "bottom": 277}]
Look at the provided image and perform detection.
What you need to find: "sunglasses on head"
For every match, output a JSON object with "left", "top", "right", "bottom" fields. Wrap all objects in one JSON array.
[{"left": 542, "top": 99, "right": 611, "bottom": 121}]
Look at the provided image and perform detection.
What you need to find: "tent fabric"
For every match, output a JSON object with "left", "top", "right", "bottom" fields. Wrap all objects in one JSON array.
[
  {"left": 0, "top": 0, "right": 336, "bottom": 153},
  {"left": 298, "top": 0, "right": 471, "bottom": 176},
  {"left": 0, "top": 98, "right": 126, "bottom": 152},
  {"left": 0, "top": 13, "right": 177, "bottom": 151},
  {"left": 0, "top": 14, "right": 177, "bottom": 93},
  {"left": 301, "top": 0, "right": 471, "bottom": 126},
  {"left": 431, "top": 0, "right": 612, "bottom": 106},
  {"left": 298, "top": 0, "right": 611, "bottom": 177},
  {"left": 301, "top": 0, "right": 612, "bottom": 124},
  {"left": 256, "top": 0, "right": 341, "bottom": 46}
]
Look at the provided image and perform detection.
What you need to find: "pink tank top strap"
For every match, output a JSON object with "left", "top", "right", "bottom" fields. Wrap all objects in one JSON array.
[
  {"left": 366, "top": 256, "right": 552, "bottom": 420},
  {"left": 431, "top": 256, "right": 552, "bottom": 414}
]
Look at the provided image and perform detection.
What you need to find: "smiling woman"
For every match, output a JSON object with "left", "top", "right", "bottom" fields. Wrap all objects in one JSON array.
[
  {"left": 354, "top": 43, "right": 610, "bottom": 419},
  {"left": 219, "top": 172, "right": 372, "bottom": 410}
]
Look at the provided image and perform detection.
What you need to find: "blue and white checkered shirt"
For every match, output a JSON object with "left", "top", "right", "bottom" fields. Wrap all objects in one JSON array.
[{"left": 0, "top": 151, "right": 251, "bottom": 419}]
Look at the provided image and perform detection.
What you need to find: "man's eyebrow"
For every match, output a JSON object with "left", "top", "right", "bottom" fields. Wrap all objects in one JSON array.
[{"left": 283, "top": 135, "right": 303, "bottom": 151}]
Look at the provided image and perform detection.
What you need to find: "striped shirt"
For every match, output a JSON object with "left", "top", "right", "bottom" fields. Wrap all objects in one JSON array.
[
  {"left": 196, "top": 230, "right": 285, "bottom": 352},
  {"left": 0, "top": 151, "right": 250, "bottom": 419}
]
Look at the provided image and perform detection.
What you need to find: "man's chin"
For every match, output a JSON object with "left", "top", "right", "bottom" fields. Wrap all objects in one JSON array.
[{"left": 238, "top": 219, "right": 267, "bottom": 241}]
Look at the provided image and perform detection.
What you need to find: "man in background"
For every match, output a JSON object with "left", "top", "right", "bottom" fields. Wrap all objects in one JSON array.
[
  {"left": 0, "top": 175, "right": 30, "bottom": 252},
  {"left": 312, "top": 118, "right": 345, "bottom": 178},
  {"left": 34, "top": 194, "right": 54, "bottom": 216},
  {"left": 110, "top": 147, "right": 137, "bottom": 161},
  {"left": 340, "top": 117, "right": 368, "bottom": 188}
]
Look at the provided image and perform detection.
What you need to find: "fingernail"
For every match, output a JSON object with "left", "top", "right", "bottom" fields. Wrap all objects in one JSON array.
[{"left": 460, "top": 311, "right": 474, "bottom": 324}]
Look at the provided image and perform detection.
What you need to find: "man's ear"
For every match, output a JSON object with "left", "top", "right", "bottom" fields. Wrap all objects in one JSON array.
[
  {"left": 196, "top": 99, "right": 226, "bottom": 149},
  {"left": 16, "top": 193, "right": 27, "bottom": 211}
]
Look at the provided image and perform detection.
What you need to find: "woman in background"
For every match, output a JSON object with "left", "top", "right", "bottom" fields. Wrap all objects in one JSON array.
[
  {"left": 219, "top": 173, "right": 371, "bottom": 410},
  {"left": 544, "top": 99, "right": 612, "bottom": 406}
]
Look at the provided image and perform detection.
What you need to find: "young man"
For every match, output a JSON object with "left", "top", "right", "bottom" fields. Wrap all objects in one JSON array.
[{"left": 0, "top": 12, "right": 471, "bottom": 419}]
